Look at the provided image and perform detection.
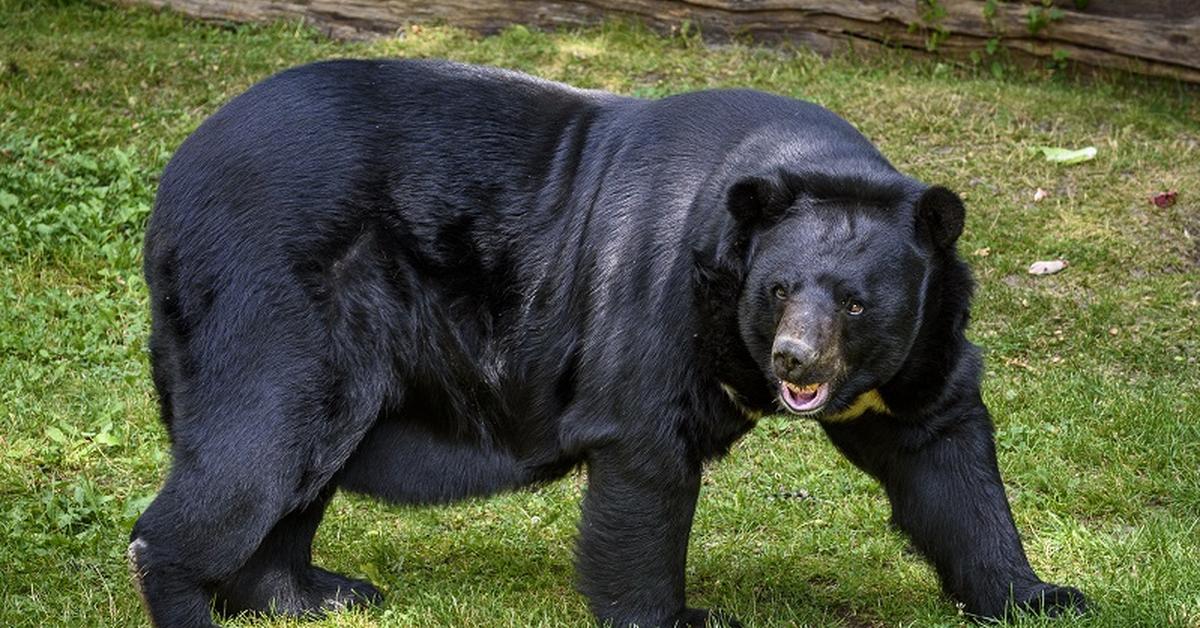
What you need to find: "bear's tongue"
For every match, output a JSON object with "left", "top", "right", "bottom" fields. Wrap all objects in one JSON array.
[{"left": 779, "top": 381, "right": 829, "bottom": 413}]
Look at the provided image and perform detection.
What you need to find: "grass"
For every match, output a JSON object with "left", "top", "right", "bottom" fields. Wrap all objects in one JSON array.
[{"left": 1, "top": 0, "right": 1198, "bottom": 626}]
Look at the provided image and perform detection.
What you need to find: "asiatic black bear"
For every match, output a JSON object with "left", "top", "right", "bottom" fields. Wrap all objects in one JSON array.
[{"left": 130, "top": 59, "right": 1086, "bottom": 627}]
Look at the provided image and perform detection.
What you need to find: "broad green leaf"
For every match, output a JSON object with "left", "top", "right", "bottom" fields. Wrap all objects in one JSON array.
[
  {"left": 1033, "top": 145, "right": 1097, "bottom": 165},
  {"left": 45, "top": 426, "right": 66, "bottom": 444}
]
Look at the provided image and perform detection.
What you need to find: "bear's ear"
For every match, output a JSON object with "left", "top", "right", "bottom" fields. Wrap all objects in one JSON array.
[
  {"left": 915, "top": 185, "right": 965, "bottom": 250},
  {"left": 726, "top": 173, "right": 793, "bottom": 226}
]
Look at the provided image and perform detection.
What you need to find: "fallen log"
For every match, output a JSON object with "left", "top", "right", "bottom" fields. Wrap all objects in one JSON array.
[{"left": 113, "top": 0, "right": 1200, "bottom": 84}]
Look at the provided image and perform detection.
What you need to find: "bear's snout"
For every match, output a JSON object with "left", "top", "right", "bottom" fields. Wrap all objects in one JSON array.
[
  {"left": 771, "top": 300, "right": 840, "bottom": 384},
  {"left": 772, "top": 336, "right": 819, "bottom": 382},
  {"left": 771, "top": 334, "right": 841, "bottom": 385}
]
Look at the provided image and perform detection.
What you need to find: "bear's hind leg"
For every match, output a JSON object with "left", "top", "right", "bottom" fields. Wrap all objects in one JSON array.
[
  {"left": 129, "top": 448, "right": 295, "bottom": 628},
  {"left": 131, "top": 353, "right": 387, "bottom": 627},
  {"left": 130, "top": 406, "right": 382, "bottom": 627},
  {"left": 213, "top": 487, "right": 382, "bottom": 618}
]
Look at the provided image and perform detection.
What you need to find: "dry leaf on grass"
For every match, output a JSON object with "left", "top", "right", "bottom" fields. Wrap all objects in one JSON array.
[{"left": 1150, "top": 190, "right": 1178, "bottom": 208}]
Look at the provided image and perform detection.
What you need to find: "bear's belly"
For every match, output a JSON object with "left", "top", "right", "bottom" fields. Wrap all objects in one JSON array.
[{"left": 335, "top": 385, "right": 580, "bottom": 505}]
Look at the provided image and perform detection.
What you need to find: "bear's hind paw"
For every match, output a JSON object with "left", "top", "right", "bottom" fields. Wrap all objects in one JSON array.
[{"left": 304, "top": 566, "right": 383, "bottom": 613}]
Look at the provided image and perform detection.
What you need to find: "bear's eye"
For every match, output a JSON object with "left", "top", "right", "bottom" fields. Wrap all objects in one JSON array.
[
  {"left": 846, "top": 300, "right": 865, "bottom": 316},
  {"left": 771, "top": 284, "right": 788, "bottom": 300}
]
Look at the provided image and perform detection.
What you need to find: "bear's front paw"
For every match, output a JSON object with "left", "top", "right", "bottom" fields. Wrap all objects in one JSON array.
[
  {"left": 669, "top": 607, "right": 744, "bottom": 628},
  {"left": 1014, "top": 583, "right": 1088, "bottom": 619}
]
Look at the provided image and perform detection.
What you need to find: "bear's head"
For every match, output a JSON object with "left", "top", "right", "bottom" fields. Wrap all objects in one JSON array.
[{"left": 698, "top": 168, "right": 969, "bottom": 421}]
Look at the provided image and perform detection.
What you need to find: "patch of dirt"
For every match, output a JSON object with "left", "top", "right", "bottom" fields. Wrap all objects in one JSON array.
[
  {"left": 833, "top": 604, "right": 887, "bottom": 628},
  {"left": 1130, "top": 193, "right": 1200, "bottom": 272},
  {"left": 1183, "top": 209, "right": 1200, "bottom": 269}
]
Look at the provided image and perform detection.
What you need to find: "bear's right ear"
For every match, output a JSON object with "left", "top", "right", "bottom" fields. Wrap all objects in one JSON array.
[
  {"left": 915, "top": 185, "right": 965, "bottom": 251},
  {"left": 726, "top": 173, "right": 793, "bottom": 226}
]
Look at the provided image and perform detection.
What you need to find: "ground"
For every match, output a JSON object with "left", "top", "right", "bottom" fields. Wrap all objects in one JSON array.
[{"left": 0, "top": 1, "right": 1197, "bottom": 626}]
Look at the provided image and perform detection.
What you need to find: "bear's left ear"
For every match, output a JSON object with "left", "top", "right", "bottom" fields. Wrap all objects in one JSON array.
[
  {"left": 915, "top": 185, "right": 965, "bottom": 250},
  {"left": 726, "top": 173, "right": 794, "bottom": 226}
]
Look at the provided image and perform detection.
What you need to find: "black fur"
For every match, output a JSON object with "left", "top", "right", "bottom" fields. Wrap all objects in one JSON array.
[{"left": 132, "top": 59, "right": 1085, "bottom": 627}]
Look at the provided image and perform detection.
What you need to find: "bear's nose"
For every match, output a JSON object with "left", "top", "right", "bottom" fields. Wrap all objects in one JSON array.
[{"left": 772, "top": 336, "right": 818, "bottom": 381}]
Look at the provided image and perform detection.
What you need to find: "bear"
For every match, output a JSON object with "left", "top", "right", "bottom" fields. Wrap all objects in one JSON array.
[{"left": 130, "top": 58, "right": 1087, "bottom": 627}]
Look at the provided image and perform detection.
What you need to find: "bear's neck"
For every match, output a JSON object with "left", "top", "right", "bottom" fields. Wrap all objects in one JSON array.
[
  {"left": 881, "top": 253, "right": 980, "bottom": 417},
  {"left": 691, "top": 255, "right": 777, "bottom": 414}
]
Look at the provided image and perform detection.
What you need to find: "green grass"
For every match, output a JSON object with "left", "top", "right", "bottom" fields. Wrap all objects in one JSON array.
[{"left": 2, "top": 1, "right": 1198, "bottom": 626}]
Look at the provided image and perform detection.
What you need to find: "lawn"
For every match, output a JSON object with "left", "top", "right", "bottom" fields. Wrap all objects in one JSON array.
[{"left": 1, "top": 1, "right": 1198, "bottom": 626}]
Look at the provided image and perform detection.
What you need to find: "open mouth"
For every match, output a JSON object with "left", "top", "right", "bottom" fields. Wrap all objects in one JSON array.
[{"left": 778, "top": 380, "right": 831, "bottom": 414}]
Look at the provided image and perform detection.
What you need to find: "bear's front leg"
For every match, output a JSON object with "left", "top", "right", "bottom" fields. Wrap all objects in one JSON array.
[
  {"left": 821, "top": 401, "right": 1087, "bottom": 621},
  {"left": 576, "top": 443, "right": 737, "bottom": 628}
]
